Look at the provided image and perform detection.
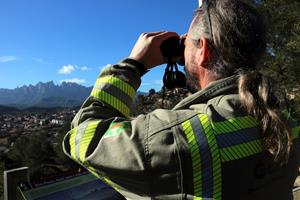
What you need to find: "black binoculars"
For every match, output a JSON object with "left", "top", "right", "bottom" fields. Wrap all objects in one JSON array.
[
  {"left": 160, "top": 37, "right": 185, "bottom": 65},
  {"left": 160, "top": 37, "right": 186, "bottom": 89}
]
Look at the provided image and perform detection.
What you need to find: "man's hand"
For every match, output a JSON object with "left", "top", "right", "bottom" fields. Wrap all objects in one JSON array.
[{"left": 129, "top": 31, "right": 179, "bottom": 69}]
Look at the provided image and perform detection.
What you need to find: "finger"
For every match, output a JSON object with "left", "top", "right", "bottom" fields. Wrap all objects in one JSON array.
[
  {"left": 154, "top": 31, "right": 180, "bottom": 42},
  {"left": 144, "top": 31, "right": 166, "bottom": 37},
  {"left": 180, "top": 33, "right": 188, "bottom": 39}
]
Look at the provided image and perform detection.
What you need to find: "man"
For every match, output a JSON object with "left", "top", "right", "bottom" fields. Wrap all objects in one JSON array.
[{"left": 63, "top": 0, "right": 300, "bottom": 199}]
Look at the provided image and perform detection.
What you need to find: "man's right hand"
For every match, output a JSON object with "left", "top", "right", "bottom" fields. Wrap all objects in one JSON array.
[{"left": 129, "top": 31, "right": 179, "bottom": 69}]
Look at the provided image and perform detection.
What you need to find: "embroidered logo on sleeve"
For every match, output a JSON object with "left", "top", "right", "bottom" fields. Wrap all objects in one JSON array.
[{"left": 103, "top": 121, "right": 130, "bottom": 138}]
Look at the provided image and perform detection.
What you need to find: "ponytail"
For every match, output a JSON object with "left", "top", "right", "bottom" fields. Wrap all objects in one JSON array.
[{"left": 238, "top": 71, "right": 292, "bottom": 164}]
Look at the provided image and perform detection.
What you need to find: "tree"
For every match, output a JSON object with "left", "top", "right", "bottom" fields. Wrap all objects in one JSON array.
[
  {"left": 260, "top": 0, "right": 300, "bottom": 84},
  {"left": 6, "top": 132, "right": 58, "bottom": 180},
  {"left": 259, "top": 0, "right": 300, "bottom": 120},
  {"left": 149, "top": 89, "right": 156, "bottom": 95}
]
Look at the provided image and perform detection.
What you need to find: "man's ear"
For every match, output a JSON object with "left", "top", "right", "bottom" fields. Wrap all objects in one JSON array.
[{"left": 196, "top": 36, "right": 211, "bottom": 68}]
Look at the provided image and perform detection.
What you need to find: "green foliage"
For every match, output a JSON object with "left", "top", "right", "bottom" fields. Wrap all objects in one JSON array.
[
  {"left": 6, "top": 132, "right": 58, "bottom": 180},
  {"left": 260, "top": 0, "right": 300, "bottom": 78},
  {"left": 5, "top": 121, "right": 78, "bottom": 181},
  {"left": 259, "top": 0, "right": 300, "bottom": 121}
]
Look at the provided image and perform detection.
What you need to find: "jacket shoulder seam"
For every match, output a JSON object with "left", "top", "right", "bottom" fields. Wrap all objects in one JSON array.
[
  {"left": 143, "top": 113, "right": 153, "bottom": 196},
  {"left": 172, "top": 125, "right": 185, "bottom": 198},
  {"left": 147, "top": 112, "right": 199, "bottom": 138}
]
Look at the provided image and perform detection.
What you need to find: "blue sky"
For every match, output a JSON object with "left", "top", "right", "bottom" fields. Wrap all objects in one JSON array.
[{"left": 0, "top": 0, "right": 197, "bottom": 92}]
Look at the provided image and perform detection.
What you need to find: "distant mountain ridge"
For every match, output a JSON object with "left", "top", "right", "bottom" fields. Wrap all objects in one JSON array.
[{"left": 0, "top": 81, "right": 92, "bottom": 108}]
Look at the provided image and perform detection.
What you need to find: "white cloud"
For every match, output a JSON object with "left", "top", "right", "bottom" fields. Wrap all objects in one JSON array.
[
  {"left": 58, "top": 64, "right": 75, "bottom": 74},
  {"left": 0, "top": 56, "right": 17, "bottom": 62},
  {"left": 80, "top": 66, "right": 89, "bottom": 71},
  {"left": 60, "top": 78, "right": 86, "bottom": 84},
  {"left": 33, "top": 58, "right": 55, "bottom": 65}
]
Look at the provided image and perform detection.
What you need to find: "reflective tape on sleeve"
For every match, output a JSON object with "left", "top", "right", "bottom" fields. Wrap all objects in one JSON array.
[
  {"left": 91, "top": 75, "right": 136, "bottom": 117},
  {"left": 69, "top": 127, "right": 78, "bottom": 160},
  {"left": 95, "top": 75, "right": 135, "bottom": 100},
  {"left": 93, "top": 83, "right": 132, "bottom": 107},
  {"left": 91, "top": 89, "right": 130, "bottom": 117},
  {"left": 68, "top": 120, "right": 121, "bottom": 192},
  {"left": 69, "top": 120, "right": 101, "bottom": 163},
  {"left": 79, "top": 120, "right": 101, "bottom": 162}
]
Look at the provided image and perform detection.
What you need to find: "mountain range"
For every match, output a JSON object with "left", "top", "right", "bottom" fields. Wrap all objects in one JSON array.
[
  {"left": 0, "top": 81, "right": 148, "bottom": 109},
  {"left": 0, "top": 81, "right": 92, "bottom": 108}
]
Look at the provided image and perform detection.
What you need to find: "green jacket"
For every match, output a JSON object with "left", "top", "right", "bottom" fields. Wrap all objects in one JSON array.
[{"left": 63, "top": 58, "right": 300, "bottom": 200}]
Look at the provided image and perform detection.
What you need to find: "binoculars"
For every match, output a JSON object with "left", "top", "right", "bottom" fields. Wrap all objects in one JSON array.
[
  {"left": 160, "top": 37, "right": 185, "bottom": 65},
  {"left": 160, "top": 37, "right": 186, "bottom": 89}
]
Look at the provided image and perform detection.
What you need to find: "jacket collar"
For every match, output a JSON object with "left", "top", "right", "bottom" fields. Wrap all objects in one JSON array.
[{"left": 172, "top": 75, "right": 239, "bottom": 110}]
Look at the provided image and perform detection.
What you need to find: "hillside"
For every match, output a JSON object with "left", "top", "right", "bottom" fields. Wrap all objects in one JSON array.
[{"left": 131, "top": 88, "right": 189, "bottom": 116}]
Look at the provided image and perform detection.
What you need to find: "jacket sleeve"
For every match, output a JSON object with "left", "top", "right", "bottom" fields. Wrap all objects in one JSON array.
[{"left": 62, "top": 59, "right": 151, "bottom": 195}]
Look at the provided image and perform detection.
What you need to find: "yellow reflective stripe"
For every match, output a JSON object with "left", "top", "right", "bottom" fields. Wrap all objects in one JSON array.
[
  {"left": 91, "top": 89, "right": 130, "bottom": 117},
  {"left": 194, "top": 197, "right": 202, "bottom": 200},
  {"left": 292, "top": 126, "right": 299, "bottom": 140},
  {"left": 85, "top": 163, "right": 120, "bottom": 192},
  {"left": 79, "top": 120, "right": 101, "bottom": 162},
  {"left": 212, "top": 116, "right": 257, "bottom": 135},
  {"left": 69, "top": 121, "right": 121, "bottom": 192},
  {"left": 220, "top": 139, "right": 263, "bottom": 162},
  {"left": 95, "top": 76, "right": 135, "bottom": 99},
  {"left": 182, "top": 120, "right": 202, "bottom": 199},
  {"left": 198, "top": 114, "right": 222, "bottom": 200},
  {"left": 69, "top": 127, "right": 78, "bottom": 160}
]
